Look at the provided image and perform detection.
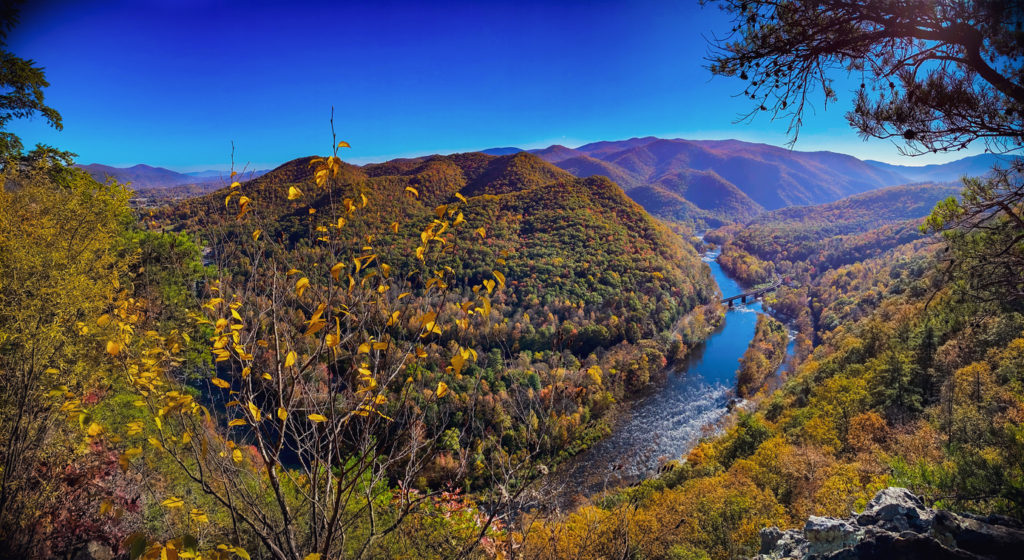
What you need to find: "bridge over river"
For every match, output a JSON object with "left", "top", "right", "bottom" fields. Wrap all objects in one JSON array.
[{"left": 721, "top": 274, "right": 782, "bottom": 306}]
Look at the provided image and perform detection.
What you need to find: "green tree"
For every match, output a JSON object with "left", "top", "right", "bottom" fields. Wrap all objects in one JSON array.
[
  {"left": 923, "top": 160, "right": 1024, "bottom": 308},
  {"left": 705, "top": 0, "right": 1023, "bottom": 154},
  {"left": 0, "top": 160, "right": 132, "bottom": 557},
  {"left": 0, "top": 1, "right": 63, "bottom": 159},
  {"left": 872, "top": 349, "right": 924, "bottom": 417}
]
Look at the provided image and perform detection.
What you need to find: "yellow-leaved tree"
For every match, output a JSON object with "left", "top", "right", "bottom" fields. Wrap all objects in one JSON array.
[
  {"left": 105, "top": 130, "right": 522, "bottom": 559},
  {"left": 0, "top": 151, "right": 134, "bottom": 557}
]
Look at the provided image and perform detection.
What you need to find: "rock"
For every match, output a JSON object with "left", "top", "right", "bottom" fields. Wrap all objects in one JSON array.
[
  {"left": 931, "top": 510, "right": 1024, "bottom": 560},
  {"left": 804, "top": 516, "right": 859, "bottom": 555},
  {"left": 71, "top": 541, "right": 114, "bottom": 560},
  {"left": 754, "top": 487, "right": 1023, "bottom": 560},
  {"left": 759, "top": 527, "right": 806, "bottom": 559},
  {"left": 760, "top": 526, "right": 785, "bottom": 553}
]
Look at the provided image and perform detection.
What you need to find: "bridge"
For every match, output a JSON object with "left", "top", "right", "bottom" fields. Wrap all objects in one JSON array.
[{"left": 721, "top": 274, "right": 782, "bottom": 307}]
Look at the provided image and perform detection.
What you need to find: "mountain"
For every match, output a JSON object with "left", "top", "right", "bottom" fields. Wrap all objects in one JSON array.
[
  {"left": 76, "top": 163, "right": 269, "bottom": 190},
  {"left": 77, "top": 163, "right": 198, "bottom": 189},
  {"left": 745, "top": 182, "right": 961, "bottom": 233},
  {"left": 710, "top": 182, "right": 961, "bottom": 284},
  {"left": 167, "top": 151, "right": 715, "bottom": 333},
  {"left": 162, "top": 150, "right": 717, "bottom": 476},
  {"left": 525, "top": 137, "right": 914, "bottom": 226},
  {"left": 864, "top": 153, "right": 1021, "bottom": 182},
  {"left": 479, "top": 147, "right": 524, "bottom": 155}
]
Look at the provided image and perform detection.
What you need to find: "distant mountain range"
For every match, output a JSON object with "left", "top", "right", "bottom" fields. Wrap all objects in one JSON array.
[
  {"left": 863, "top": 153, "right": 1019, "bottom": 183},
  {"left": 76, "top": 163, "right": 269, "bottom": 191},
  {"left": 86, "top": 138, "right": 1019, "bottom": 223},
  {"left": 478, "top": 138, "right": 1018, "bottom": 226}
]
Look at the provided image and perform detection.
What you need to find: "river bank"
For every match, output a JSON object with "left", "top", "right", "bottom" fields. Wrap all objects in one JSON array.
[{"left": 540, "top": 248, "right": 796, "bottom": 512}]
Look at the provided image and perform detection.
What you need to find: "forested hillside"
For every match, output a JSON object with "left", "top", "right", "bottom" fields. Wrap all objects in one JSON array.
[
  {"left": 2, "top": 143, "right": 723, "bottom": 558},
  {"left": 4, "top": 0, "right": 1024, "bottom": 558},
  {"left": 531, "top": 137, "right": 913, "bottom": 226}
]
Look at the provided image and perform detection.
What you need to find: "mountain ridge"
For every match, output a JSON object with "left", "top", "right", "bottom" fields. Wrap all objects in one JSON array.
[
  {"left": 521, "top": 137, "right": 915, "bottom": 226},
  {"left": 76, "top": 162, "right": 269, "bottom": 190}
]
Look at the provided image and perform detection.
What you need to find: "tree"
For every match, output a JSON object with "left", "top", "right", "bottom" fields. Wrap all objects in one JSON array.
[
  {"left": 705, "top": 0, "right": 1024, "bottom": 307},
  {"left": 0, "top": 1, "right": 63, "bottom": 159},
  {"left": 104, "top": 129, "right": 543, "bottom": 559},
  {"left": 0, "top": 159, "right": 132, "bottom": 557},
  {"left": 705, "top": 0, "right": 1023, "bottom": 155},
  {"left": 923, "top": 159, "right": 1024, "bottom": 308}
]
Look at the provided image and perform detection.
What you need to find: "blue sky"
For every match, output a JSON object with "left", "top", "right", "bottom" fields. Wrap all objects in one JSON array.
[{"left": 8, "top": 0, "right": 984, "bottom": 171}]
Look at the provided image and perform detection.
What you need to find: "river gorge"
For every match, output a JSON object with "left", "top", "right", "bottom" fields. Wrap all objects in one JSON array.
[{"left": 546, "top": 248, "right": 795, "bottom": 510}]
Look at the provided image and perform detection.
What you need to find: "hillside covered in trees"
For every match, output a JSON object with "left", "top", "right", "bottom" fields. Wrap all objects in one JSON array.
[{"left": 4, "top": 0, "right": 1024, "bottom": 559}]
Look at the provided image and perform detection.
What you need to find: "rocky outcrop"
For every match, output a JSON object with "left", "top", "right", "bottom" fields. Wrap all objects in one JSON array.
[{"left": 756, "top": 487, "right": 1024, "bottom": 559}]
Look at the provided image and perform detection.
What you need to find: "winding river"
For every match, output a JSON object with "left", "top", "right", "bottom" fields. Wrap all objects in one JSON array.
[{"left": 545, "top": 249, "right": 795, "bottom": 509}]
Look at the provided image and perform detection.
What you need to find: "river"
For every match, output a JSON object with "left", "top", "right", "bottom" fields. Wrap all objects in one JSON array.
[{"left": 543, "top": 249, "right": 795, "bottom": 510}]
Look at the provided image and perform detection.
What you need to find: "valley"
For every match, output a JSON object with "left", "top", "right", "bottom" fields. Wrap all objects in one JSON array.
[
  {"left": 546, "top": 247, "right": 796, "bottom": 511},
  {"left": 4, "top": 1, "right": 1023, "bottom": 558}
]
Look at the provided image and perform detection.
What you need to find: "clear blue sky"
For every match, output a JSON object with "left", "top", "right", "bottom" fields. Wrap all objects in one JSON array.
[{"left": 7, "top": 0, "right": 983, "bottom": 171}]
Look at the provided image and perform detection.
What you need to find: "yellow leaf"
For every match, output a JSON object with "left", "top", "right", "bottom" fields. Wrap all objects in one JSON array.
[
  {"left": 232, "top": 448, "right": 243, "bottom": 463},
  {"left": 308, "top": 413, "right": 328, "bottom": 423},
  {"left": 455, "top": 192, "right": 468, "bottom": 203},
  {"left": 405, "top": 186, "right": 419, "bottom": 198},
  {"left": 211, "top": 377, "right": 230, "bottom": 389},
  {"left": 161, "top": 496, "right": 185, "bottom": 508},
  {"left": 475, "top": 227, "right": 486, "bottom": 239},
  {"left": 285, "top": 351, "right": 297, "bottom": 368},
  {"left": 233, "top": 548, "right": 251, "bottom": 560},
  {"left": 106, "top": 340, "right": 121, "bottom": 356},
  {"left": 436, "top": 381, "right": 449, "bottom": 398},
  {"left": 338, "top": 140, "right": 351, "bottom": 148},
  {"left": 295, "top": 277, "right": 310, "bottom": 297},
  {"left": 247, "top": 402, "right": 261, "bottom": 422},
  {"left": 228, "top": 419, "right": 247, "bottom": 427},
  {"left": 390, "top": 221, "right": 399, "bottom": 233},
  {"left": 189, "top": 508, "right": 209, "bottom": 524},
  {"left": 288, "top": 186, "right": 303, "bottom": 200},
  {"left": 330, "top": 262, "right": 344, "bottom": 281},
  {"left": 277, "top": 408, "right": 287, "bottom": 421},
  {"left": 87, "top": 422, "right": 104, "bottom": 437},
  {"left": 493, "top": 270, "right": 506, "bottom": 287},
  {"left": 286, "top": 268, "right": 300, "bottom": 276},
  {"left": 305, "top": 554, "right": 322, "bottom": 560},
  {"left": 252, "top": 229, "right": 262, "bottom": 241}
]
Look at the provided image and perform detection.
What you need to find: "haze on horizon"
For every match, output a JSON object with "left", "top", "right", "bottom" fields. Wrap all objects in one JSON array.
[{"left": 7, "top": 0, "right": 987, "bottom": 172}]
